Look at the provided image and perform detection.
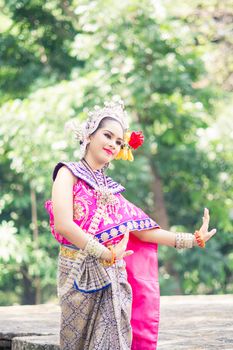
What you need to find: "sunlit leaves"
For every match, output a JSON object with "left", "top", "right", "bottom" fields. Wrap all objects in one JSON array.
[{"left": 0, "top": 0, "right": 232, "bottom": 304}]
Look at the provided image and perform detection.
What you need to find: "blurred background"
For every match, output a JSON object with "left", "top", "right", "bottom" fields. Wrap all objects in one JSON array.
[{"left": 0, "top": 0, "right": 232, "bottom": 306}]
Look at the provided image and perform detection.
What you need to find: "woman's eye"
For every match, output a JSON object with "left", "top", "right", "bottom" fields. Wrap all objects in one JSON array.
[{"left": 104, "top": 133, "right": 122, "bottom": 146}]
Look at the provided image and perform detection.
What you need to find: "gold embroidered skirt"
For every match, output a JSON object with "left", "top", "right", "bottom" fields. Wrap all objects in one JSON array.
[{"left": 57, "top": 245, "right": 132, "bottom": 350}]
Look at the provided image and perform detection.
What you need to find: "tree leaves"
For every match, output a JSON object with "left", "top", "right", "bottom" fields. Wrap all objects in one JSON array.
[{"left": 0, "top": 0, "right": 232, "bottom": 304}]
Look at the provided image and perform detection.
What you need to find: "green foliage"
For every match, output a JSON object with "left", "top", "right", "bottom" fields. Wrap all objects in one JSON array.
[
  {"left": 0, "top": 0, "right": 83, "bottom": 101},
  {"left": 0, "top": 0, "right": 232, "bottom": 304},
  {"left": 0, "top": 220, "right": 58, "bottom": 305}
]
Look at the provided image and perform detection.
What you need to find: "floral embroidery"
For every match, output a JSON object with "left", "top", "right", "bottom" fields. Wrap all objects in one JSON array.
[
  {"left": 140, "top": 221, "right": 145, "bottom": 229},
  {"left": 110, "top": 228, "right": 118, "bottom": 237},
  {"left": 119, "top": 224, "right": 127, "bottom": 233},
  {"left": 45, "top": 166, "right": 160, "bottom": 246},
  {"left": 133, "top": 222, "right": 138, "bottom": 229},
  {"left": 73, "top": 202, "right": 85, "bottom": 220},
  {"left": 101, "top": 232, "right": 109, "bottom": 242},
  {"left": 127, "top": 222, "right": 133, "bottom": 230},
  {"left": 102, "top": 211, "right": 114, "bottom": 225}
]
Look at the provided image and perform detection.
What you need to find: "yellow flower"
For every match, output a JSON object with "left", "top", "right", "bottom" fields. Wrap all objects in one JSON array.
[
  {"left": 115, "top": 148, "right": 124, "bottom": 159},
  {"left": 124, "top": 131, "right": 131, "bottom": 143},
  {"left": 122, "top": 147, "right": 129, "bottom": 160},
  {"left": 128, "top": 148, "right": 134, "bottom": 161},
  {"left": 115, "top": 132, "right": 134, "bottom": 161}
]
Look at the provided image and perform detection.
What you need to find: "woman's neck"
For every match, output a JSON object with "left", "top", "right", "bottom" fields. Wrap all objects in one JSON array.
[{"left": 82, "top": 154, "right": 105, "bottom": 171}]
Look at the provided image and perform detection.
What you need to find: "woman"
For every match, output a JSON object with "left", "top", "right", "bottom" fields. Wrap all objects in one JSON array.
[{"left": 45, "top": 98, "right": 216, "bottom": 350}]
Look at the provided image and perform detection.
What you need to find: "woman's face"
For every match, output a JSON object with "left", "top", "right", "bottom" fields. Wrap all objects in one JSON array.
[{"left": 86, "top": 119, "right": 124, "bottom": 164}]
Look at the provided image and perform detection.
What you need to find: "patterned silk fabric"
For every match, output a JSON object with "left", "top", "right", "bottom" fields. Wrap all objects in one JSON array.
[
  {"left": 58, "top": 247, "right": 132, "bottom": 350},
  {"left": 45, "top": 162, "right": 161, "bottom": 350},
  {"left": 45, "top": 161, "right": 160, "bottom": 247}
]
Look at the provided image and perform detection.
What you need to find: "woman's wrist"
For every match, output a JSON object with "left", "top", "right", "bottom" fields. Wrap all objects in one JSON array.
[
  {"left": 100, "top": 245, "right": 117, "bottom": 267},
  {"left": 100, "top": 248, "right": 112, "bottom": 261},
  {"left": 82, "top": 234, "right": 115, "bottom": 262},
  {"left": 174, "top": 232, "right": 202, "bottom": 249},
  {"left": 83, "top": 235, "right": 107, "bottom": 258},
  {"left": 194, "top": 230, "right": 205, "bottom": 248},
  {"left": 193, "top": 235, "right": 198, "bottom": 247},
  {"left": 175, "top": 232, "right": 194, "bottom": 249}
]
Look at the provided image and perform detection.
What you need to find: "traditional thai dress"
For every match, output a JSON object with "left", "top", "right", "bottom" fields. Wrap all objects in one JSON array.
[{"left": 45, "top": 161, "right": 160, "bottom": 350}]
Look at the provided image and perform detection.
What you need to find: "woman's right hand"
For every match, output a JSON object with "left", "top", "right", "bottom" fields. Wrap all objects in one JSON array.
[
  {"left": 113, "top": 230, "right": 134, "bottom": 260},
  {"left": 196, "top": 208, "right": 217, "bottom": 244},
  {"left": 101, "top": 230, "right": 134, "bottom": 262}
]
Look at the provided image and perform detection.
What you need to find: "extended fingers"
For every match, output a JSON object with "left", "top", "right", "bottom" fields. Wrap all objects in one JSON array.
[
  {"left": 201, "top": 208, "right": 210, "bottom": 232},
  {"left": 123, "top": 250, "right": 134, "bottom": 257},
  {"left": 118, "top": 250, "right": 134, "bottom": 260},
  {"left": 209, "top": 228, "right": 217, "bottom": 237},
  {"left": 203, "top": 208, "right": 209, "bottom": 222},
  {"left": 114, "top": 230, "right": 130, "bottom": 258},
  {"left": 121, "top": 229, "right": 129, "bottom": 244},
  {"left": 204, "top": 228, "right": 217, "bottom": 243}
]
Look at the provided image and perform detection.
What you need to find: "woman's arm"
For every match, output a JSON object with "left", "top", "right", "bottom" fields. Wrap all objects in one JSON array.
[
  {"left": 52, "top": 166, "right": 110, "bottom": 260},
  {"left": 131, "top": 208, "right": 216, "bottom": 247},
  {"left": 52, "top": 166, "right": 87, "bottom": 248},
  {"left": 131, "top": 228, "right": 183, "bottom": 246},
  {"left": 52, "top": 166, "right": 133, "bottom": 261}
]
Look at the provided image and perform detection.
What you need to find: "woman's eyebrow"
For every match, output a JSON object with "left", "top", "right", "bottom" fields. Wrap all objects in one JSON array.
[{"left": 104, "top": 130, "right": 124, "bottom": 141}]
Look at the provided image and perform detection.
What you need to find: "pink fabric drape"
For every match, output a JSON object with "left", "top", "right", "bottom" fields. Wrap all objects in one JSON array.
[
  {"left": 45, "top": 161, "right": 161, "bottom": 349},
  {"left": 125, "top": 234, "right": 160, "bottom": 350}
]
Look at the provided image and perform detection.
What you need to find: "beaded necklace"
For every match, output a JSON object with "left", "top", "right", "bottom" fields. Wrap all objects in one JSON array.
[{"left": 81, "top": 159, "right": 118, "bottom": 207}]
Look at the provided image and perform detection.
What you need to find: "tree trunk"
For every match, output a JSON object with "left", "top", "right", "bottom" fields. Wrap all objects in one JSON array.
[
  {"left": 21, "top": 265, "right": 36, "bottom": 305},
  {"left": 149, "top": 160, "right": 170, "bottom": 230},
  {"left": 30, "top": 184, "right": 41, "bottom": 304},
  {"left": 30, "top": 185, "right": 39, "bottom": 242},
  {"left": 148, "top": 161, "right": 183, "bottom": 292}
]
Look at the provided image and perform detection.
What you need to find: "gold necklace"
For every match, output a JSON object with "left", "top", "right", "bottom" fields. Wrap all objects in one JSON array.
[{"left": 81, "top": 159, "right": 118, "bottom": 207}]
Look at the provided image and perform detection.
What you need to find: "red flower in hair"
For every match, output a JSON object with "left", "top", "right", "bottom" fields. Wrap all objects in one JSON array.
[{"left": 128, "top": 131, "right": 144, "bottom": 150}]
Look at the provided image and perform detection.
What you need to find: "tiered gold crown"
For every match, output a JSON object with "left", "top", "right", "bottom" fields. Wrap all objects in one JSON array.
[
  {"left": 85, "top": 98, "right": 129, "bottom": 136},
  {"left": 66, "top": 96, "right": 129, "bottom": 158}
]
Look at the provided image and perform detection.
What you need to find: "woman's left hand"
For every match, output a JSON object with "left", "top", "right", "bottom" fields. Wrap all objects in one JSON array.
[{"left": 197, "top": 208, "right": 217, "bottom": 243}]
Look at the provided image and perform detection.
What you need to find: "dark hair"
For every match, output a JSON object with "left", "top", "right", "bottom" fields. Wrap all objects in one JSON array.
[
  {"left": 91, "top": 117, "right": 124, "bottom": 135},
  {"left": 79, "top": 117, "right": 124, "bottom": 145}
]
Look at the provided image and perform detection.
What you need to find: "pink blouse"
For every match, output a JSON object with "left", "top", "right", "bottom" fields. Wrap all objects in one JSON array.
[
  {"left": 45, "top": 178, "right": 159, "bottom": 247},
  {"left": 45, "top": 161, "right": 161, "bottom": 349}
]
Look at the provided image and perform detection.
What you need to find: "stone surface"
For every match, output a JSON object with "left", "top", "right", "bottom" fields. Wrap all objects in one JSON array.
[
  {"left": 157, "top": 294, "right": 233, "bottom": 350},
  {"left": 0, "top": 295, "right": 233, "bottom": 349},
  {"left": 12, "top": 336, "right": 59, "bottom": 350},
  {"left": 0, "top": 339, "right": 11, "bottom": 349},
  {"left": 0, "top": 304, "right": 60, "bottom": 341}
]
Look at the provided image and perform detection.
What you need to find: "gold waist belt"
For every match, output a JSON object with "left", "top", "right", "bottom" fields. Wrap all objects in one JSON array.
[
  {"left": 59, "top": 244, "right": 122, "bottom": 266},
  {"left": 60, "top": 245, "right": 85, "bottom": 260},
  {"left": 60, "top": 244, "right": 126, "bottom": 270}
]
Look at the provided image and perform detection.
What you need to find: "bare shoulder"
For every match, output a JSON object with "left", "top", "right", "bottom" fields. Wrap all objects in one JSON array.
[{"left": 54, "top": 165, "right": 76, "bottom": 186}]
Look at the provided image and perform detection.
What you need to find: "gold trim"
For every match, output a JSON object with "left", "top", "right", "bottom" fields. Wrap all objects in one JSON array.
[
  {"left": 60, "top": 244, "right": 118, "bottom": 267},
  {"left": 60, "top": 245, "right": 82, "bottom": 260}
]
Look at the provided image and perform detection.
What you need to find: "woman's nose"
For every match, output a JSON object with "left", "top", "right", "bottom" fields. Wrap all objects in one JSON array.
[{"left": 109, "top": 140, "right": 116, "bottom": 149}]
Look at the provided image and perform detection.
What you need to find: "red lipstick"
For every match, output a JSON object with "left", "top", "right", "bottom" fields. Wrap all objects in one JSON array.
[{"left": 103, "top": 148, "right": 113, "bottom": 155}]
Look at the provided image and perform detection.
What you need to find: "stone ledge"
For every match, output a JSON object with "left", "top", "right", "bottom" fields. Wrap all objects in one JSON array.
[
  {"left": 0, "top": 295, "right": 232, "bottom": 349},
  {"left": 0, "top": 304, "right": 60, "bottom": 342},
  {"left": 12, "top": 336, "right": 59, "bottom": 350},
  {"left": 157, "top": 294, "right": 233, "bottom": 350},
  {"left": 0, "top": 340, "right": 11, "bottom": 349}
]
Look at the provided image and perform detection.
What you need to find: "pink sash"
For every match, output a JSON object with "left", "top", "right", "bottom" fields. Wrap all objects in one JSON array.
[{"left": 125, "top": 234, "right": 160, "bottom": 350}]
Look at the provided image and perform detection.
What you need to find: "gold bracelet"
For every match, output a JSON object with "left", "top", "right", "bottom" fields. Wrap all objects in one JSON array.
[
  {"left": 83, "top": 235, "right": 106, "bottom": 258},
  {"left": 194, "top": 230, "right": 205, "bottom": 248},
  {"left": 175, "top": 233, "right": 194, "bottom": 249},
  {"left": 101, "top": 245, "right": 116, "bottom": 267}
]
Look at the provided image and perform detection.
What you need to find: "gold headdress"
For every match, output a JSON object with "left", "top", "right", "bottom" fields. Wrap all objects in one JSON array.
[
  {"left": 66, "top": 96, "right": 129, "bottom": 158},
  {"left": 66, "top": 96, "right": 144, "bottom": 161}
]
